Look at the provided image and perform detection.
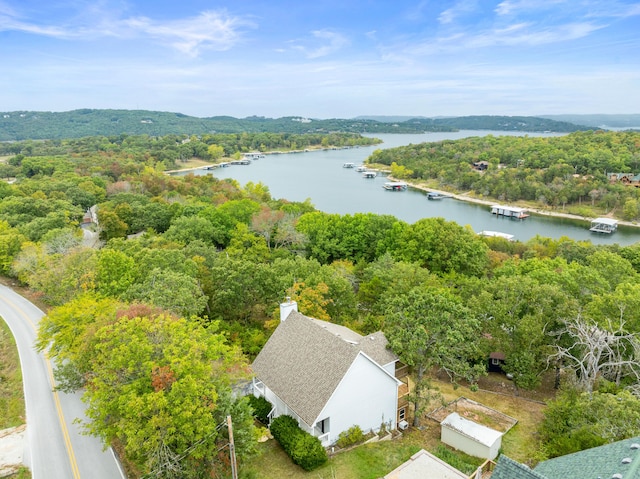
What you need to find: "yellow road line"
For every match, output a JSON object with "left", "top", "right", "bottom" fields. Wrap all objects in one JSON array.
[
  {"left": 46, "top": 358, "right": 81, "bottom": 479},
  {"left": 0, "top": 293, "right": 81, "bottom": 479}
]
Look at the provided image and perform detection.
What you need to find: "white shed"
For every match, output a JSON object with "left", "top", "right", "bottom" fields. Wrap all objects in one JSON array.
[{"left": 440, "top": 412, "right": 503, "bottom": 460}]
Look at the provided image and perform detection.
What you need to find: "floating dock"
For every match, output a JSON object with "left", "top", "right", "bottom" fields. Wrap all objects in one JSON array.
[
  {"left": 362, "top": 171, "right": 377, "bottom": 178},
  {"left": 427, "top": 192, "right": 452, "bottom": 200},
  {"left": 491, "top": 205, "right": 529, "bottom": 219},
  {"left": 589, "top": 217, "right": 618, "bottom": 234},
  {"left": 383, "top": 181, "right": 408, "bottom": 191}
]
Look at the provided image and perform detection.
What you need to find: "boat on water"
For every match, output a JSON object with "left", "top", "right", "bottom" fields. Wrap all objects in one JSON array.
[
  {"left": 362, "top": 171, "right": 377, "bottom": 179},
  {"left": 230, "top": 159, "right": 251, "bottom": 165},
  {"left": 427, "top": 192, "right": 452, "bottom": 200},
  {"left": 490, "top": 205, "right": 529, "bottom": 219},
  {"left": 343, "top": 162, "right": 356, "bottom": 168},
  {"left": 383, "top": 181, "right": 408, "bottom": 191},
  {"left": 355, "top": 165, "right": 367, "bottom": 172},
  {"left": 478, "top": 231, "right": 515, "bottom": 241},
  {"left": 589, "top": 217, "right": 618, "bottom": 234}
]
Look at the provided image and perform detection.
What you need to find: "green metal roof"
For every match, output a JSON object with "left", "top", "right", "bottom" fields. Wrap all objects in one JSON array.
[
  {"left": 534, "top": 437, "right": 640, "bottom": 479},
  {"left": 491, "top": 456, "right": 548, "bottom": 479}
]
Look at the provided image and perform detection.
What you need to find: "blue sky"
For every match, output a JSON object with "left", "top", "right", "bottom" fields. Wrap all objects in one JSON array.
[{"left": 1, "top": 0, "right": 639, "bottom": 118}]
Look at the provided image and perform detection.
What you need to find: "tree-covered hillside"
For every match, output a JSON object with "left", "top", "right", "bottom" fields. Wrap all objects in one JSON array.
[
  {"left": 0, "top": 109, "right": 591, "bottom": 141},
  {"left": 368, "top": 130, "right": 640, "bottom": 221}
]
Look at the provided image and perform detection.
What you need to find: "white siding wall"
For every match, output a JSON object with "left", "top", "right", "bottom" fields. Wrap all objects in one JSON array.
[
  {"left": 381, "top": 362, "right": 396, "bottom": 376},
  {"left": 441, "top": 426, "right": 501, "bottom": 460},
  {"left": 257, "top": 383, "right": 314, "bottom": 433},
  {"left": 317, "top": 353, "right": 398, "bottom": 444}
]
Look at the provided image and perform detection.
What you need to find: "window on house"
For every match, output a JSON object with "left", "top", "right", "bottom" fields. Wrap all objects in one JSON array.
[
  {"left": 318, "top": 418, "right": 329, "bottom": 434},
  {"left": 491, "top": 358, "right": 500, "bottom": 366},
  {"left": 399, "top": 408, "right": 406, "bottom": 421}
]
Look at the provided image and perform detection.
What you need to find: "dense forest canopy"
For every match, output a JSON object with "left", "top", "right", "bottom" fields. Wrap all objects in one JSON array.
[
  {"left": 368, "top": 130, "right": 640, "bottom": 220},
  {"left": 2, "top": 129, "right": 640, "bottom": 475},
  {"left": 0, "top": 109, "right": 591, "bottom": 141},
  {"left": 0, "top": 131, "right": 381, "bottom": 173}
]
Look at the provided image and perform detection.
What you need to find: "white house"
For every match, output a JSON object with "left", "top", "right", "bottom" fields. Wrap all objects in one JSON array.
[
  {"left": 440, "top": 412, "right": 503, "bottom": 460},
  {"left": 251, "top": 300, "right": 406, "bottom": 446}
]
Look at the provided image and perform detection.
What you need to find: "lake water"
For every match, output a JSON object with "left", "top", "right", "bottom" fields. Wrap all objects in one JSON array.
[{"left": 177, "top": 131, "right": 640, "bottom": 246}]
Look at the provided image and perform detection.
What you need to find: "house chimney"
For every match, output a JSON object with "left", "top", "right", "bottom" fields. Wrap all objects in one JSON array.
[{"left": 279, "top": 297, "right": 298, "bottom": 322}]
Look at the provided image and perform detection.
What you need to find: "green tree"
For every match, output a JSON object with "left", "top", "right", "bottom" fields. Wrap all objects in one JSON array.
[
  {"left": 466, "top": 275, "right": 573, "bottom": 389},
  {"left": 125, "top": 268, "right": 208, "bottom": 318},
  {"left": 82, "top": 314, "right": 257, "bottom": 478},
  {"left": 36, "top": 294, "right": 122, "bottom": 390},
  {"left": 95, "top": 249, "right": 137, "bottom": 298},
  {"left": 384, "top": 288, "right": 485, "bottom": 425},
  {"left": 392, "top": 217, "right": 489, "bottom": 276},
  {"left": 207, "top": 144, "right": 225, "bottom": 160},
  {"left": 539, "top": 388, "right": 640, "bottom": 458},
  {"left": 0, "top": 221, "right": 27, "bottom": 275}
]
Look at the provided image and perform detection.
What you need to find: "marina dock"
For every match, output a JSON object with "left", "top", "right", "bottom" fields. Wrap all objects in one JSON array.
[
  {"left": 589, "top": 217, "right": 618, "bottom": 234},
  {"left": 491, "top": 205, "right": 529, "bottom": 219}
]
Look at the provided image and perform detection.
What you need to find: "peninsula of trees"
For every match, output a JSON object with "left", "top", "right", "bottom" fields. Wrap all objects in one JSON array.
[{"left": 372, "top": 130, "right": 640, "bottom": 221}]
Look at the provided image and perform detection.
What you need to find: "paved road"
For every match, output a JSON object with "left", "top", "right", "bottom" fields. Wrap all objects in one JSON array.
[{"left": 0, "top": 284, "right": 125, "bottom": 479}]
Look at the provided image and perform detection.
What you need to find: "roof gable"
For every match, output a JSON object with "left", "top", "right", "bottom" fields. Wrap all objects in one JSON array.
[{"left": 252, "top": 311, "right": 397, "bottom": 425}]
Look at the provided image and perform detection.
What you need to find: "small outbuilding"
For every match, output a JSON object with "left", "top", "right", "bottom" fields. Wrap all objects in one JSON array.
[
  {"left": 440, "top": 412, "right": 503, "bottom": 460},
  {"left": 488, "top": 351, "right": 506, "bottom": 373}
]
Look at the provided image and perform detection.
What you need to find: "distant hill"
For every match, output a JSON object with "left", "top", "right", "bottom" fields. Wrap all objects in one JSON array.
[
  {"left": 0, "top": 109, "right": 592, "bottom": 141},
  {"left": 407, "top": 115, "right": 590, "bottom": 132},
  {"left": 539, "top": 114, "right": 640, "bottom": 129}
]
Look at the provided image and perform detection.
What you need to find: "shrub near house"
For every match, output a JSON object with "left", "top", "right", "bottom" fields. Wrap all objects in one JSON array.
[{"left": 270, "top": 415, "right": 328, "bottom": 471}]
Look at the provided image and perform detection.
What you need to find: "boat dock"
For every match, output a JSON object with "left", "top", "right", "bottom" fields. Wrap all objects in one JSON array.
[
  {"left": 491, "top": 205, "right": 529, "bottom": 219},
  {"left": 343, "top": 162, "right": 356, "bottom": 168},
  {"left": 362, "top": 171, "right": 377, "bottom": 178},
  {"left": 427, "top": 192, "right": 452, "bottom": 200},
  {"left": 589, "top": 217, "right": 618, "bottom": 234},
  {"left": 383, "top": 181, "right": 408, "bottom": 191}
]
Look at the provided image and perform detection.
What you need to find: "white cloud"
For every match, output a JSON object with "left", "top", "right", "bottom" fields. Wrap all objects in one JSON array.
[
  {"left": 0, "top": 5, "right": 253, "bottom": 57},
  {"left": 122, "top": 11, "right": 251, "bottom": 56},
  {"left": 291, "top": 29, "right": 349, "bottom": 59},
  {"left": 438, "top": 0, "right": 479, "bottom": 24},
  {"left": 495, "top": 0, "right": 568, "bottom": 16},
  {"left": 469, "top": 21, "right": 604, "bottom": 47}
]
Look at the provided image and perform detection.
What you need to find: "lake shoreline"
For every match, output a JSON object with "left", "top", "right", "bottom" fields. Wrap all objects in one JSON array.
[
  {"left": 168, "top": 161, "right": 640, "bottom": 231},
  {"left": 390, "top": 178, "right": 640, "bottom": 231}
]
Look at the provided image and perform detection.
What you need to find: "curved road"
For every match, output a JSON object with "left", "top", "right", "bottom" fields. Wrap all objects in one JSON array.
[{"left": 0, "top": 284, "right": 125, "bottom": 479}]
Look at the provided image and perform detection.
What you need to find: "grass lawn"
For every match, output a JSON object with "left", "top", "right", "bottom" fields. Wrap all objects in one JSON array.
[
  {"left": 241, "top": 374, "right": 550, "bottom": 478},
  {"left": 0, "top": 318, "right": 24, "bottom": 429},
  {"left": 166, "top": 158, "right": 213, "bottom": 171},
  {"left": 241, "top": 430, "right": 425, "bottom": 479}
]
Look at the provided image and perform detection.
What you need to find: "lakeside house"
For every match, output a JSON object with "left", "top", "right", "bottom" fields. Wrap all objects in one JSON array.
[{"left": 251, "top": 299, "right": 409, "bottom": 446}]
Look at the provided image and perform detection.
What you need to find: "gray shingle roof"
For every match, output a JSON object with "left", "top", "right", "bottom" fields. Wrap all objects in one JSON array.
[
  {"left": 251, "top": 311, "right": 398, "bottom": 426},
  {"left": 534, "top": 436, "right": 640, "bottom": 479},
  {"left": 492, "top": 456, "right": 548, "bottom": 479}
]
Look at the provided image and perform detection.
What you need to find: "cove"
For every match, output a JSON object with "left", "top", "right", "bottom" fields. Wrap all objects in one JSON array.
[{"left": 176, "top": 131, "right": 640, "bottom": 246}]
